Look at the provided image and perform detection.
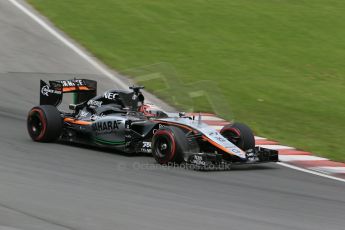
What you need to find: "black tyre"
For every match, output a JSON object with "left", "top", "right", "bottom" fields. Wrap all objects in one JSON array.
[
  {"left": 152, "top": 126, "right": 199, "bottom": 164},
  {"left": 220, "top": 123, "right": 255, "bottom": 151},
  {"left": 27, "top": 105, "right": 62, "bottom": 142}
]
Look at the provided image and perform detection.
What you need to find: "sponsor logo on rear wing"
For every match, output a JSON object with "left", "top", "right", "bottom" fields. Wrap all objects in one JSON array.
[
  {"left": 58, "top": 79, "right": 86, "bottom": 87},
  {"left": 39, "top": 79, "right": 97, "bottom": 106},
  {"left": 52, "top": 79, "right": 97, "bottom": 92},
  {"left": 41, "top": 85, "right": 62, "bottom": 96}
]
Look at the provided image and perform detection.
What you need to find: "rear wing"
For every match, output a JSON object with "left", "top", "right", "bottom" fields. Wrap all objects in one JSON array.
[{"left": 40, "top": 79, "right": 97, "bottom": 106}]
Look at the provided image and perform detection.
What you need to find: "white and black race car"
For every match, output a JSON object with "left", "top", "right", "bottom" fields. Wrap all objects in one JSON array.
[{"left": 27, "top": 78, "right": 278, "bottom": 168}]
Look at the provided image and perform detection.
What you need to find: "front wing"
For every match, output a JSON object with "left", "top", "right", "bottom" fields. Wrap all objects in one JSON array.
[{"left": 187, "top": 147, "right": 278, "bottom": 168}]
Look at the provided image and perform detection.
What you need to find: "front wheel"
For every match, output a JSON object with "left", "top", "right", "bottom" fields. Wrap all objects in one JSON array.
[
  {"left": 27, "top": 105, "right": 62, "bottom": 142},
  {"left": 220, "top": 123, "right": 255, "bottom": 151},
  {"left": 152, "top": 126, "right": 199, "bottom": 164}
]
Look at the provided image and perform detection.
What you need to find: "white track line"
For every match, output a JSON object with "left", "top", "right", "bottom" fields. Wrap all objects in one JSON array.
[
  {"left": 310, "top": 167, "right": 345, "bottom": 174},
  {"left": 277, "top": 162, "right": 345, "bottom": 183},
  {"left": 8, "top": 0, "right": 128, "bottom": 90},
  {"left": 257, "top": 145, "right": 295, "bottom": 150},
  {"left": 279, "top": 155, "right": 328, "bottom": 162},
  {"left": 10, "top": 0, "right": 344, "bottom": 183}
]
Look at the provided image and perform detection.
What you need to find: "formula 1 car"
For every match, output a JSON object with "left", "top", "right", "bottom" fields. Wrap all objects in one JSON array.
[{"left": 27, "top": 78, "right": 278, "bottom": 168}]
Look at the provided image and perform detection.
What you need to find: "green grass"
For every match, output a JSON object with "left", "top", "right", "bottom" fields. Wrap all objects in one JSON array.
[{"left": 28, "top": 0, "right": 345, "bottom": 161}]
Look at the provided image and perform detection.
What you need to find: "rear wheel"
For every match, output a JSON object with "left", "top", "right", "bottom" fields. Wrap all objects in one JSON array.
[
  {"left": 152, "top": 126, "right": 199, "bottom": 164},
  {"left": 27, "top": 105, "right": 62, "bottom": 142},
  {"left": 220, "top": 123, "right": 255, "bottom": 151}
]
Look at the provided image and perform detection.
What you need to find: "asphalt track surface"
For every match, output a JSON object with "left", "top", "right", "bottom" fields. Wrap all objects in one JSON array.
[{"left": 0, "top": 1, "right": 344, "bottom": 230}]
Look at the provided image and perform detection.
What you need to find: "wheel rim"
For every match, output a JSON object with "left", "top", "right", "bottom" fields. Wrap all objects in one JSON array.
[
  {"left": 155, "top": 136, "right": 172, "bottom": 158},
  {"left": 28, "top": 109, "right": 46, "bottom": 140},
  {"left": 29, "top": 112, "right": 43, "bottom": 137},
  {"left": 153, "top": 130, "right": 176, "bottom": 164}
]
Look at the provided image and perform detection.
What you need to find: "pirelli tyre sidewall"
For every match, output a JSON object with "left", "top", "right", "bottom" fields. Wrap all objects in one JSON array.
[
  {"left": 152, "top": 126, "right": 186, "bottom": 164},
  {"left": 27, "top": 105, "right": 62, "bottom": 142},
  {"left": 220, "top": 123, "right": 255, "bottom": 151}
]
